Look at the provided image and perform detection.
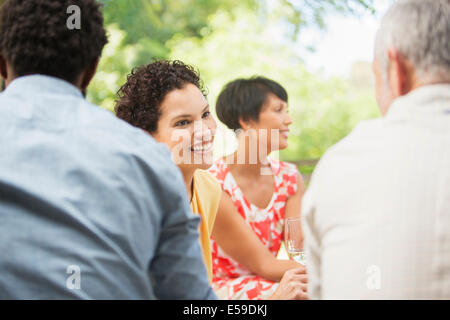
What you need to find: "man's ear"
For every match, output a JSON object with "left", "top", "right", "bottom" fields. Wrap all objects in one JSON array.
[
  {"left": 80, "top": 58, "right": 100, "bottom": 90},
  {"left": 387, "top": 49, "right": 414, "bottom": 97},
  {"left": 0, "top": 54, "right": 8, "bottom": 80}
]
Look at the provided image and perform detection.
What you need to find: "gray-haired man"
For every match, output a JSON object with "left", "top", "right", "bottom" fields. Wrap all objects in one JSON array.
[{"left": 302, "top": 0, "right": 450, "bottom": 299}]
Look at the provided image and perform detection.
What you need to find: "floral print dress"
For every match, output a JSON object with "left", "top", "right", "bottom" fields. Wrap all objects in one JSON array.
[{"left": 208, "top": 157, "right": 299, "bottom": 300}]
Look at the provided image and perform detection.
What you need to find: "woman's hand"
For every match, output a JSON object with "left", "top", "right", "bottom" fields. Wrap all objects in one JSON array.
[
  {"left": 212, "top": 192, "right": 303, "bottom": 282},
  {"left": 268, "top": 268, "right": 308, "bottom": 300}
]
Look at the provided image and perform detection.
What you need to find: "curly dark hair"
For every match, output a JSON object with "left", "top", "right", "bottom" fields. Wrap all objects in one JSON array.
[
  {"left": 115, "top": 60, "right": 207, "bottom": 133},
  {"left": 0, "top": 0, "right": 108, "bottom": 83}
]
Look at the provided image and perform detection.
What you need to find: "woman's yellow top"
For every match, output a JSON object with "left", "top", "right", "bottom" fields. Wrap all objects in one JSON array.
[{"left": 190, "top": 169, "right": 221, "bottom": 282}]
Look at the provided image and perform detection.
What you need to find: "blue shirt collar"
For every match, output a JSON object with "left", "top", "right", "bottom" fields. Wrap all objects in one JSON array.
[{"left": 4, "top": 74, "right": 83, "bottom": 98}]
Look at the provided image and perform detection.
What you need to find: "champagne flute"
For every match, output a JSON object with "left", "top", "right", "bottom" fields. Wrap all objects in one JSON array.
[{"left": 284, "top": 217, "right": 305, "bottom": 265}]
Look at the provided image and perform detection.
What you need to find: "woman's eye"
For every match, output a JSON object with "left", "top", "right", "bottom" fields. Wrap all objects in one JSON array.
[
  {"left": 202, "top": 111, "right": 211, "bottom": 118},
  {"left": 175, "top": 120, "right": 190, "bottom": 127}
]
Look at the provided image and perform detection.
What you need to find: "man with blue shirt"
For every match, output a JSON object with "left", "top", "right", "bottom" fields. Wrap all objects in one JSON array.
[{"left": 0, "top": 0, "right": 215, "bottom": 299}]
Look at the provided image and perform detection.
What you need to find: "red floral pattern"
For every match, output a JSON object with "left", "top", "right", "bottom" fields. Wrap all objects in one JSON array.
[{"left": 208, "top": 157, "right": 299, "bottom": 300}]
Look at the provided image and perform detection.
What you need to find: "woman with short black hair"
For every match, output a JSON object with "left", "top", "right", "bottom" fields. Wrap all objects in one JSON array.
[{"left": 209, "top": 76, "right": 307, "bottom": 300}]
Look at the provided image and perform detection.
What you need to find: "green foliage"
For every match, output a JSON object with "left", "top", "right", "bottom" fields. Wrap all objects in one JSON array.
[
  {"left": 88, "top": 0, "right": 257, "bottom": 109},
  {"left": 281, "top": 80, "right": 380, "bottom": 161},
  {"left": 98, "top": 0, "right": 257, "bottom": 62},
  {"left": 87, "top": 24, "right": 138, "bottom": 111},
  {"left": 86, "top": 0, "right": 376, "bottom": 109}
]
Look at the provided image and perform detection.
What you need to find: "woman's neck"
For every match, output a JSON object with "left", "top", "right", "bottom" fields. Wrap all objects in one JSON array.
[
  {"left": 179, "top": 166, "right": 195, "bottom": 203},
  {"left": 226, "top": 137, "right": 271, "bottom": 177}
]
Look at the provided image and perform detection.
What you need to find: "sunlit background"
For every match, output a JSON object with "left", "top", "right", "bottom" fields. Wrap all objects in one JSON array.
[{"left": 88, "top": 0, "right": 393, "bottom": 181}]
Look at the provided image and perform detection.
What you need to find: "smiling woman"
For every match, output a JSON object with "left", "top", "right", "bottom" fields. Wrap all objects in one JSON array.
[
  {"left": 153, "top": 83, "right": 216, "bottom": 170},
  {"left": 209, "top": 77, "right": 307, "bottom": 300},
  {"left": 115, "top": 60, "right": 221, "bottom": 281}
]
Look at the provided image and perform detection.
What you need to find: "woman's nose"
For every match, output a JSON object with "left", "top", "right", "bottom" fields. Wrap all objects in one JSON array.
[
  {"left": 285, "top": 113, "right": 293, "bottom": 125},
  {"left": 193, "top": 120, "right": 213, "bottom": 141}
]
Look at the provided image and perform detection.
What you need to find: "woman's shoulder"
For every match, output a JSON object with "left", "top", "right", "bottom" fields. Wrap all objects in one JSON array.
[
  {"left": 194, "top": 169, "right": 222, "bottom": 231},
  {"left": 270, "top": 158, "right": 303, "bottom": 196},
  {"left": 207, "top": 157, "right": 229, "bottom": 184},
  {"left": 194, "top": 169, "right": 222, "bottom": 196},
  {"left": 269, "top": 158, "right": 300, "bottom": 177}
]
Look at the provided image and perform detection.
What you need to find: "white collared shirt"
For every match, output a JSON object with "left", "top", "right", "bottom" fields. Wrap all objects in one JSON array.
[{"left": 302, "top": 84, "right": 450, "bottom": 299}]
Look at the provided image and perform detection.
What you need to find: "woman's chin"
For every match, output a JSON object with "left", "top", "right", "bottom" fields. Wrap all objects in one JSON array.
[
  {"left": 196, "top": 153, "right": 215, "bottom": 170},
  {"left": 181, "top": 151, "right": 214, "bottom": 170},
  {"left": 278, "top": 138, "right": 289, "bottom": 150},
  {"left": 268, "top": 142, "right": 288, "bottom": 153},
  {"left": 198, "top": 162, "right": 214, "bottom": 170}
]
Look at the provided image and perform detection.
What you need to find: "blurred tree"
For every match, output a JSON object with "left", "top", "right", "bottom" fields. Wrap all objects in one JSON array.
[
  {"left": 97, "top": 0, "right": 258, "bottom": 65},
  {"left": 98, "top": 0, "right": 375, "bottom": 49},
  {"left": 90, "top": 0, "right": 257, "bottom": 109},
  {"left": 0, "top": 0, "right": 376, "bottom": 110},
  {"left": 87, "top": 0, "right": 375, "bottom": 108}
]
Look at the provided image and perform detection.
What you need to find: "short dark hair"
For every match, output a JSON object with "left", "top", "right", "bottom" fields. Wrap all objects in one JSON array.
[
  {"left": 0, "top": 0, "right": 108, "bottom": 83},
  {"left": 115, "top": 60, "right": 206, "bottom": 133},
  {"left": 215, "top": 76, "right": 288, "bottom": 131}
]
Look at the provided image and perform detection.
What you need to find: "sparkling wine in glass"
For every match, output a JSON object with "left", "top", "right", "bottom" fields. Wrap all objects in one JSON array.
[{"left": 285, "top": 217, "right": 305, "bottom": 265}]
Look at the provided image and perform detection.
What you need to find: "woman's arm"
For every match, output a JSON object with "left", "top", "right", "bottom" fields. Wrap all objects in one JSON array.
[
  {"left": 283, "top": 172, "right": 305, "bottom": 246},
  {"left": 284, "top": 172, "right": 305, "bottom": 219},
  {"left": 211, "top": 191, "right": 305, "bottom": 283}
]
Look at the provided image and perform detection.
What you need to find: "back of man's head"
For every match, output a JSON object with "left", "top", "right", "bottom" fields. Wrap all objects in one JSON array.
[
  {"left": 0, "top": 0, "right": 108, "bottom": 85},
  {"left": 375, "top": 0, "right": 450, "bottom": 84}
]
